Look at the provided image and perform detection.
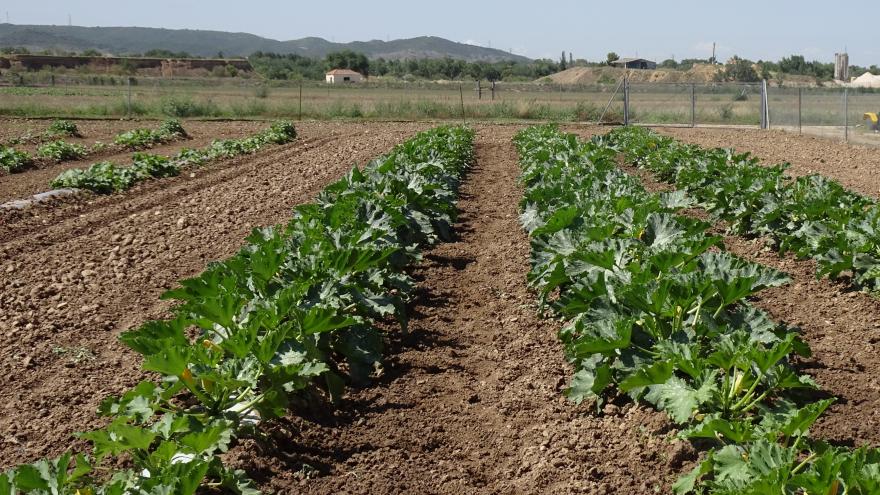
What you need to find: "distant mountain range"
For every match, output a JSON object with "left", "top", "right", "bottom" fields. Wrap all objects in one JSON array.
[{"left": 0, "top": 24, "right": 530, "bottom": 62}]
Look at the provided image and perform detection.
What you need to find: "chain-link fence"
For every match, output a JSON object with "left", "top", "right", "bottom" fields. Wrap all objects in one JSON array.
[
  {"left": 626, "top": 82, "right": 764, "bottom": 127},
  {"left": 3, "top": 71, "right": 880, "bottom": 146},
  {"left": 766, "top": 87, "right": 880, "bottom": 146}
]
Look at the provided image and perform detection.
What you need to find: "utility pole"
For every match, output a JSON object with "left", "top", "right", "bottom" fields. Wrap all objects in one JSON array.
[{"left": 711, "top": 42, "right": 716, "bottom": 64}]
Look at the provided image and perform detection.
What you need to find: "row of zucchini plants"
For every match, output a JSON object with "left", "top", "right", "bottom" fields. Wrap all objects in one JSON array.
[
  {"left": 50, "top": 121, "right": 295, "bottom": 194},
  {"left": 1, "top": 120, "right": 86, "bottom": 172},
  {"left": 514, "top": 125, "right": 880, "bottom": 494},
  {"left": 0, "top": 120, "right": 188, "bottom": 174},
  {"left": 608, "top": 126, "right": 880, "bottom": 291},
  {"left": 3, "top": 119, "right": 82, "bottom": 146},
  {"left": 1, "top": 125, "right": 475, "bottom": 494}
]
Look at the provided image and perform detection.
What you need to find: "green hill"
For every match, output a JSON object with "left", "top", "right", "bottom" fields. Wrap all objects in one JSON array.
[{"left": 0, "top": 24, "right": 530, "bottom": 62}]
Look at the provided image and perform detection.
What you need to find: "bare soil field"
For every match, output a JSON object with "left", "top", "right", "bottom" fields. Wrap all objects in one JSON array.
[
  {"left": 655, "top": 127, "right": 880, "bottom": 199},
  {"left": 0, "top": 121, "right": 428, "bottom": 467},
  {"left": 0, "top": 119, "right": 269, "bottom": 202}
]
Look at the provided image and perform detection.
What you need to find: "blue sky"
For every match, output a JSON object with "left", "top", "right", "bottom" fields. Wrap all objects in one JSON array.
[{"left": 5, "top": 1, "right": 879, "bottom": 64}]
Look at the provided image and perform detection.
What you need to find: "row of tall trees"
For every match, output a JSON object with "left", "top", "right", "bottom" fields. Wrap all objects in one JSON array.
[
  {"left": 248, "top": 50, "right": 567, "bottom": 82},
  {"left": 660, "top": 54, "right": 880, "bottom": 82},
  {"left": 5, "top": 45, "right": 879, "bottom": 82},
  {"left": 250, "top": 50, "right": 880, "bottom": 84}
]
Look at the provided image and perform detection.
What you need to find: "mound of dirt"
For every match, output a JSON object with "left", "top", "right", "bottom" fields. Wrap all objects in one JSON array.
[
  {"left": 850, "top": 72, "right": 880, "bottom": 88},
  {"left": 543, "top": 64, "right": 720, "bottom": 85}
]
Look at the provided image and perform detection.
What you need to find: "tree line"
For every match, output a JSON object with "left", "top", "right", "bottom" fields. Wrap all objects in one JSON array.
[
  {"left": 662, "top": 55, "right": 879, "bottom": 83},
  {"left": 3, "top": 45, "right": 879, "bottom": 83},
  {"left": 248, "top": 50, "right": 566, "bottom": 82}
]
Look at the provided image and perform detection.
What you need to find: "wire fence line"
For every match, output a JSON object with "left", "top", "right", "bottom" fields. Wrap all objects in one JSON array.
[
  {"left": 3, "top": 71, "right": 880, "bottom": 146},
  {"left": 595, "top": 79, "right": 880, "bottom": 146}
]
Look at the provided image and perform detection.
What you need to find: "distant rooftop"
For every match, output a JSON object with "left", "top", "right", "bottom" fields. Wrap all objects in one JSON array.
[
  {"left": 615, "top": 57, "right": 655, "bottom": 64},
  {"left": 326, "top": 68, "right": 362, "bottom": 75}
]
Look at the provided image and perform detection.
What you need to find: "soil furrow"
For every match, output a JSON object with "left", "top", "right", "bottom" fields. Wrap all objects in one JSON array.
[
  {"left": 0, "top": 122, "right": 427, "bottom": 467},
  {"left": 226, "top": 126, "right": 687, "bottom": 494}
]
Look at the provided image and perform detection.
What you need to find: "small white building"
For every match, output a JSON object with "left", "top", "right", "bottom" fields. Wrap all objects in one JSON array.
[{"left": 325, "top": 69, "right": 364, "bottom": 84}]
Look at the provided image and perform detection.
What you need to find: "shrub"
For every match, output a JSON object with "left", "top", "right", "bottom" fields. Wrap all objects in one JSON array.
[
  {"left": 161, "top": 97, "right": 220, "bottom": 118},
  {"left": 719, "top": 104, "right": 734, "bottom": 121}
]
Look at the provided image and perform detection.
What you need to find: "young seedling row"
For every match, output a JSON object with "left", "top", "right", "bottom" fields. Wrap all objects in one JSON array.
[
  {"left": 515, "top": 125, "right": 880, "bottom": 493},
  {"left": 0, "top": 119, "right": 190, "bottom": 174},
  {"left": 51, "top": 121, "right": 297, "bottom": 194},
  {"left": 0, "top": 125, "right": 474, "bottom": 494}
]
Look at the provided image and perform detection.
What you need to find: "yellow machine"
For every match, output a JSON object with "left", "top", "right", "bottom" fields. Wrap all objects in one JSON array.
[{"left": 866, "top": 112, "right": 880, "bottom": 132}]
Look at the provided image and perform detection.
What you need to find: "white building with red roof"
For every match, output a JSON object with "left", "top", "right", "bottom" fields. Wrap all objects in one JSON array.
[{"left": 325, "top": 69, "right": 364, "bottom": 83}]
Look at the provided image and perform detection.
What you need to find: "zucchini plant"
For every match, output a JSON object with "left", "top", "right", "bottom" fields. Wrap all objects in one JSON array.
[
  {"left": 51, "top": 121, "right": 297, "bottom": 194},
  {"left": 45, "top": 119, "right": 81, "bottom": 138},
  {"left": 114, "top": 119, "right": 188, "bottom": 149},
  {"left": 609, "top": 126, "right": 880, "bottom": 291},
  {"left": 37, "top": 140, "right": 87, "bottom": 161},
  {"left": 515, "top": 125, "right": 880, "bottom": 494},
  {"left": 0, "top": 146, "right": 32, "bottom": 173},
  {"left": 2, "top": 125, "right": 474, "bottom": 494}
]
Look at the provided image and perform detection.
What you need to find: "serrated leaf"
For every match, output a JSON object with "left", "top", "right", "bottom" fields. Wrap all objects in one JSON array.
[{"left": 645, "top": 373, "right": 717, "bottom": 424}]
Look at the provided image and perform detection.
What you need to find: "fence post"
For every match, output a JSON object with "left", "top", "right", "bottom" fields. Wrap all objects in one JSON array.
[
  {"left": 459, "top": 84, "right": 465, "bottom": 123},
  {"left": 477, "top": 80, "right": 482, "bottom": 100},
  {"left": 491, "top": 81, "right": 496, "bottom": 101},
  {"left": 798, "top": 87, "right": 802, "bottom": 134},
  {"left": 126, "top": 77, "right": 132, "bottom": 119},
  {"left": 759, "top": 84, "right": 764, "bottom": 129},
  {"left": 690, "top": 83, "right": 696, "bottom": 128},
  {"left": 298, "top": 82, "right": 303, "bottom": 121},
  {"left": 623, "top": 77, "right": 630, "bottom": 126},
  {"left": 844, "top": 88, "right": 849, "bottom": 142},
  {"left": 760, "top": 80, "right": 767, "bottom": 129}
]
